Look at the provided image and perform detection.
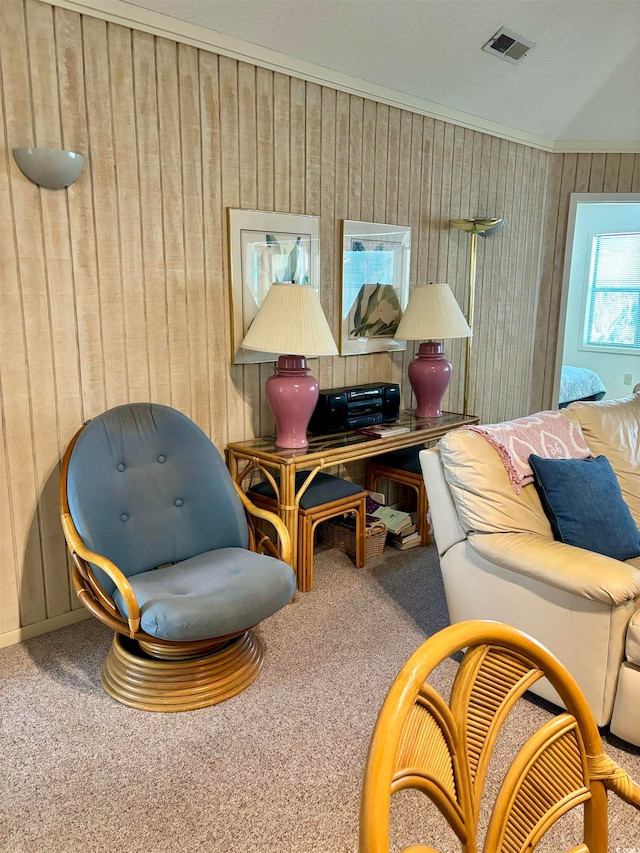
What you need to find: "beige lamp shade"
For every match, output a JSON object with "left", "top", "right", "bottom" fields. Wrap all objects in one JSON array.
[
  {"left": 394, "top": 282, "right": 471, "bottom": 341},
  {"left": 241, "top": 282, "right": 338, "bottom": 357}
]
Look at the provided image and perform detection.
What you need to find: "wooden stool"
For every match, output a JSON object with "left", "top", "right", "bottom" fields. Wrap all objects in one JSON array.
[
  {"left": 366, "top": 447, "right": 430, "bottom": 546},
  {"left": 248, "top": 471, "right": 367, "bottom": 592}
]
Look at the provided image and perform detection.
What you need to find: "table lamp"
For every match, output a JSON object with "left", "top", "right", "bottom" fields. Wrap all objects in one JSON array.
[
  {"left": 394, "top": 282, "right": 471, "bottom": 418},
  {"left": 240, "top": 282, "right": 338, "bottom": 448}
]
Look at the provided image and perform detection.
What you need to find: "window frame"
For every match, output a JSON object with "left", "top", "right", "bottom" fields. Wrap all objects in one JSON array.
[{"left": 580, "top": 230, "right": 640, "bottom": 356}]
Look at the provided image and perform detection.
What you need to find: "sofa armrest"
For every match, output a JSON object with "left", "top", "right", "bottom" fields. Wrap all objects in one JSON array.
[{"left": 469, "top": 531, "right": 640, "bottom": 607}]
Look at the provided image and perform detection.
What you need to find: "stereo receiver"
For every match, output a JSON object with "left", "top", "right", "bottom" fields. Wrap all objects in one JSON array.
[{"left": 308, "top": 382, "right": 400, "bottom": 434}]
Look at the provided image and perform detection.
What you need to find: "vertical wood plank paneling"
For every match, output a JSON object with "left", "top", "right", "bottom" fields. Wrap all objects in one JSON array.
[
  {"left": 632, "top": 156, "right": 640, "bottom": 192},
  {"left": 289, "top": 77, "right": 305, "bottom": 214},
  {"left": 109, "top": 24, "right": 150, "bottom": 405},
  {"left": 604, "top": 153, "right": 621, "bottom": 192},
  {"left": 179, "top": 43, "right": 209, "bottom": 434},
  {"left": 133, "top": 30, "right": 171, "bottom": 408},
  {"left": 471, "top": 135, "right": 491, "bottom": 417},
  {"left": 305, "top": 81, "right": 323, "bottom": 389},
  {"left": 354, "top": 100, "right": 376, "bottom": 222},
  {"left": 199, "top": 50, "right": 228, "bottom": 451},
  {"left": 358, "top": 98, "right": 376, "bottom": 384},
  {"left": 502, "top": 140, "right": 521, "bottom": 415},
  {"left": 0, "top": 0, "right": 571, "bottom": 644},
  {"left": 425, "top": 119, "right": 442, "bottom": 283},
  {"left": 218, "top": 55, "right": 245, "bottom": 442},
  {"left": 0, "top": 1, "right": 33, "bottom": 631},
  {"left": 273, "top": 72, "right": 290, "bottom": 212},
  {"left": 508, "top": 144, "right": 531, "bottom": 418},
  {"left": 84, "top": 17, "right": 129, "bottom": 410},
  {"left": 589, "top": 153, "right": 606, "bottom": 191},
  {"left": 24, "top": 0, "right": 71, "bottom": 618},
  {"left": 317, "top": 84, "right": 335, "bottom": 391},
  {"left": 256, "top": 67, "right": 274, "bottom": 212},
  {"left": 400, "top": 113, "right": 425, "bottom": 412},
  {"left": 542, "top": 153, "right": 577, "bottom": 405},
  {"left": 2, "top": 0, "right": 48, "bottom": 627},
  {"left": 574, "top": 153, "right": 592, "bottom": 193},
  {"left": 443, "top": 124, "right": 464, "bottom": 410},
  {"left": 331, "top": 90, "right": 350, "bottom": 389},
  {"left": 237, "top": 61, "right": 260, "bottom": 438},
  {"left": 156, "top": 37, "right": 190, "bottom": 416},
  {"left": 531, "top": 153, "right": 562, "bottom": 411},
  {"left": 256, "top": 66, "right": 276, "bottom": 434},
  {"left": 345, "top": 96, "right": 363, "bottom": 390},
  {"left": 368, "top": 101, "right": 389, "bottom": 384},
  {"left": 618, "top": 154, "right": 635, "bottom": 192}
]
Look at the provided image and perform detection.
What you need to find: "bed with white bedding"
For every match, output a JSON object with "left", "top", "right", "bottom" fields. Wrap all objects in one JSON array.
[{"left": 559, "top": 365, "right": 606, "bottom": 408}]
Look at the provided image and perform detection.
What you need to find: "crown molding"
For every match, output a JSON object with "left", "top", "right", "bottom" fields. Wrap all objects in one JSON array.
[
  {"left": 44, "top": 0, "right": 639, "bottom": 156},
  {"left": 553, "top": 139, "right": 640, "bottom": 154}
]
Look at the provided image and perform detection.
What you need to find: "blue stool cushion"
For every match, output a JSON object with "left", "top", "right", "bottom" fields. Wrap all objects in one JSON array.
[
  {"left": 373, "top": 447, "right": 422, "bottom": 475},
  {"left": 249, "top": 471, "right": 364, "bottom": 510},
  {"left": 112, "top": 547, "right": 296, "bottom": 641}
]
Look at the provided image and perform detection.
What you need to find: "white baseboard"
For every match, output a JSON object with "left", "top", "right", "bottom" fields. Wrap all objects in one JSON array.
[{"left": 0, "top": 609, "right": 92, "bottom": 649}]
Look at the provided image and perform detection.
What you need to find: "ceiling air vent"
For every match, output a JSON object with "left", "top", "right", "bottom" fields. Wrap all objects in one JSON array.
[{"left": 482, "top": 27, "right": 536, "bottom": 64}]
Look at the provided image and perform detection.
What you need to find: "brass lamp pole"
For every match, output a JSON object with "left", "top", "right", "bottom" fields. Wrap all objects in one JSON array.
[{"left": 449, "top": 217, "right": 504, "bottom": 414}]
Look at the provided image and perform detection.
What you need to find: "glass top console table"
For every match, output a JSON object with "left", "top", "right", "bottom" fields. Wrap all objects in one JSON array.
[{"left": 226, "top": 410, "right": 479, "bottom": 578}]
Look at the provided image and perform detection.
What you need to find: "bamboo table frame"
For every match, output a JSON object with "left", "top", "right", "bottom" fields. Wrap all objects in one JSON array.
[{"left": 226, "top": 410, "right": 479, "bottom": 585}]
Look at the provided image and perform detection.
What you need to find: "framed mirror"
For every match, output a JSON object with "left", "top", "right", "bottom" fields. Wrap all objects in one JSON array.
[
  {"left": 228, "top": 208, "right": 320, "bottom": 364},
  {"left": 340, "top": 220, "right": 411, "bottom": 355}
]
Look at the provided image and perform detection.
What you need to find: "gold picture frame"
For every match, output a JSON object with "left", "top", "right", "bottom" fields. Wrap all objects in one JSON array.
[
  {"left": 228, "top": 208, "right": 320, "bottom": 364},
  {"left": 340, "top": 220, "right": 410, "bottom": 356}
]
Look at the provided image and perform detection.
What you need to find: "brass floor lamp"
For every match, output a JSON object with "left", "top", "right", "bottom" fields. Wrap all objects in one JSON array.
[{"left": 449, "top": 217, "right": 505, "bottom": 414}]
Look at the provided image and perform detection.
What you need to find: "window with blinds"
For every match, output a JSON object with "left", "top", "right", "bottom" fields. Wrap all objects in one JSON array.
[{"left": 583, "top": 232, "right": 640, "bottom": 351}]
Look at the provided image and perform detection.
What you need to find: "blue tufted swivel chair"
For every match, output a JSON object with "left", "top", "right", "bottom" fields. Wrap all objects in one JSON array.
[{"left": 59, "top": 403, "right": 296, "bottom": 712}]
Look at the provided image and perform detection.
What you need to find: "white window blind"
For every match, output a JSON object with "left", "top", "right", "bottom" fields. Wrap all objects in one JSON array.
[{"left": 584, "top": 232, "right": 640, "bottom": 350}]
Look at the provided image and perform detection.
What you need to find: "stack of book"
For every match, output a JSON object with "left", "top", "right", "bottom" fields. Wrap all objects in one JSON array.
[
  {"left": 386, "top": 520, "right": 421, "bottom": 550},
  {"left": 367, "top": 497, "right": 421, "bottom": 551}
]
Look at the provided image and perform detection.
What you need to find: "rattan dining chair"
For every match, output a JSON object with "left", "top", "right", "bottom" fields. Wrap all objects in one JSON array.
[{"left": 360, "top": 620, "right": 640, "bottom": 853}]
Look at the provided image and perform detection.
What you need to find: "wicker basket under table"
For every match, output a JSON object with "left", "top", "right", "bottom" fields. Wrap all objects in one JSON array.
[{"left": 323, "top": 520, "right": 387, "bottom": 561}]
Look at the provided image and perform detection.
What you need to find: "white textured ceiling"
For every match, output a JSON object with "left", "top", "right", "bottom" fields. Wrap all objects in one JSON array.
[{"left": 118, "top": 0, "right": 640, "bottom": 146}]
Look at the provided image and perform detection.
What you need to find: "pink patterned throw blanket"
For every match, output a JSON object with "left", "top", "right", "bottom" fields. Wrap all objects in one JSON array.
[{"left": 469, "top": 411, "right": 591, "bottom": 493}]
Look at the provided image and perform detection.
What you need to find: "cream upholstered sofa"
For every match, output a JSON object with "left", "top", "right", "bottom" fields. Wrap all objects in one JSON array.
[{"left": 420, "top": 393, "right": 640, "bottom": 744}]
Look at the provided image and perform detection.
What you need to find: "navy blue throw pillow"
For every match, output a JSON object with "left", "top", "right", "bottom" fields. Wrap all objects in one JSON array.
[{"left": 529, "top": 454, "right": 640, "bottom": 562}]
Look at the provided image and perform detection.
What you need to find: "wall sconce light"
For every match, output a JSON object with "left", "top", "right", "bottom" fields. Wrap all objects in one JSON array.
[{"left": 12, "top": 147, "right": 85, "bottom": 189}]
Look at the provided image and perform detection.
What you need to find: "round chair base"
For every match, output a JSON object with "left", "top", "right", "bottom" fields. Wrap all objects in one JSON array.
[{"left": 100, "top": 629, "right": 263, "bottom": 712}]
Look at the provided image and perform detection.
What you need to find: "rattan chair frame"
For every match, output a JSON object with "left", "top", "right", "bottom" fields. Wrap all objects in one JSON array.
[
  {"left": 360, "top": 620, "right": 640, "bottom": 853},
  {"left": 59, "top": 423, "right": 294, "bottom": 711}
]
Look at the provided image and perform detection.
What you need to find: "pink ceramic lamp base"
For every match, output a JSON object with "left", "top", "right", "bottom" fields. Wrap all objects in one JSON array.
[
  {"left": 266, "top": 356, "right": 319, "bottom": 448},
  {"left": 408, "top": 341, "right": 452, "bottom": 419}
]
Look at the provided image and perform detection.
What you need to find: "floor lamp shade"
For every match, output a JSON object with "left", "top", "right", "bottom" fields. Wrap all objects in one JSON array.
[
  {"left": 241, "top": 283, "right": 338, "bottom": 448},
  {"left": 394, "top": 283, "right": 471, "bottom": 419}
]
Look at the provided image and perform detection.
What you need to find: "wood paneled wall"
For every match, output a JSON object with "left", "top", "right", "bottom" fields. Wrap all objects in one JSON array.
[
  {"left": 532, "top": 153, "right": 640, "bottom": 411},
  {"left": 0, "top": 0, "right": 549, "bottom": 645}
]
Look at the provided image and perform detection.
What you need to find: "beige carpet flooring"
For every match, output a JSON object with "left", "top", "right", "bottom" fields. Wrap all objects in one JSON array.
[{"left": 2, "top": 543, "right": 640, "bottom": 853}]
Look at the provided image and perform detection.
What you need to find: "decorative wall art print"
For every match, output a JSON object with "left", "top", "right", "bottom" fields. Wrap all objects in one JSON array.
[
  {"left": 228, "top": 209, "right": 320, "bottom": 364},
  {"left": 340, "top": 220, "right": 411, "bottom": 355}
]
